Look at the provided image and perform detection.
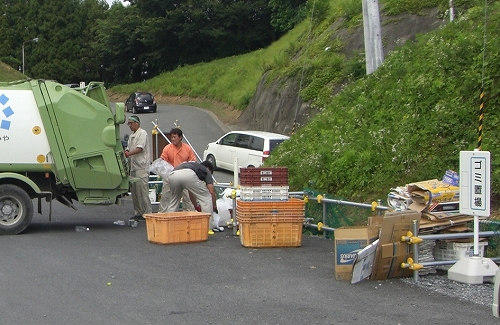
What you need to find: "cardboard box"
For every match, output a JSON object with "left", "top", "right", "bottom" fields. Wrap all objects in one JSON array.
[
  {"left": 368, "top": 216, "right": 383, "bottom": 226},
  {"left": 407, "top": 179, "right": 459, "bottom": 212},
  {"left": 334, "top": 226, "right": 379, "bottom": 281}
]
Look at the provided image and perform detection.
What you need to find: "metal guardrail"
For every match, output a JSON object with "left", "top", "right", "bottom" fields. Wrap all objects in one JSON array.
[
  {"left": 290, "top": 191, "right": 500, "bottom": 282},
  {"left": 147, "top": 185, "right": 500, "bottom": 282}
]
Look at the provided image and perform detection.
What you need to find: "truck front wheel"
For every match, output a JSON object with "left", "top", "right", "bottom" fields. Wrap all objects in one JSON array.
[{"left": 0, "top": 184, "right": 34, "bottom": 235}]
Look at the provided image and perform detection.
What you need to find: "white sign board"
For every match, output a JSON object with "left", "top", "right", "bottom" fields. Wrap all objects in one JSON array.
[{"left": 459, "top": 150, "right": 490, "bottom": 217}]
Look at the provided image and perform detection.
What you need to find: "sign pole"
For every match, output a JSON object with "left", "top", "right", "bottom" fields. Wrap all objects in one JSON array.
[{"left": 448, "top": 150, "right": 498, "bottom": 284}]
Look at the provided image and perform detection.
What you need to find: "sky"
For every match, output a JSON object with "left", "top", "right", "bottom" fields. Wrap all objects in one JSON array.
[{"left": 105, "top": 0, "right": 129, "bottom": 6}]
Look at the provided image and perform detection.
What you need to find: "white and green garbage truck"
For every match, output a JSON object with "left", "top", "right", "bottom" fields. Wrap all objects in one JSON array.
[{"left": 0, "top": 79, "right": 130, "bottom": 235}]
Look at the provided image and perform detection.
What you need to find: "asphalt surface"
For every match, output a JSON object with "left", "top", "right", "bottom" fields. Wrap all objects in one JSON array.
[
  {"left": 1, "top": 105, "right": 496, "bottom": 324},
  {"left": 0, "top": 197, "right": 495, "bottom": 325}
]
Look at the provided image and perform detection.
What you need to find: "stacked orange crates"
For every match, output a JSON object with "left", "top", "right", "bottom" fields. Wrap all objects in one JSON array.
[{"left": 237, "top": 167, "right": 305, "bottom": 248}]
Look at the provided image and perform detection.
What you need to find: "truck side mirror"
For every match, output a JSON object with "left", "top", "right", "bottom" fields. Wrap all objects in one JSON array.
[{"left": 115, "top": 103, "right": 125, "bottom": 124}]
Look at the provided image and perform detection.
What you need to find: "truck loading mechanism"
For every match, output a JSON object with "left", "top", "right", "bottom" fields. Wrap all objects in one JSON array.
[{"left": 0, "top": 79, "right": 129, "bottom": 235}]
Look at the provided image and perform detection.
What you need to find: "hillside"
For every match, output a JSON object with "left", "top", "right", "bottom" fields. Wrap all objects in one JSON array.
[
  {"left": 235, "top": 7, "right": 447, "bottom": 134},
  {"left": 265, "top": 2, "right": 500, "bottom": 203}
]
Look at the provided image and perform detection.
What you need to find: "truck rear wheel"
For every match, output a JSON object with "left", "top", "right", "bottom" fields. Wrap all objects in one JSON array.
[{"left": 0, "top": 184, "right": 34, "bottom": 235}]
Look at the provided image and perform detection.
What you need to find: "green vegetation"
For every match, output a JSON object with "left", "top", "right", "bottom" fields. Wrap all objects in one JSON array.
[
  {"left": 2, "top": 0, "right": 498, "bottom": 208},
  {"left": 267, "top": 1, "right": 500, "bottom": 204},
  {"left": 1, "top": 0, "right": 305, "bottom": 85},
  {"left": 109, "top": 0, "right": 450, "bottom": 111}
]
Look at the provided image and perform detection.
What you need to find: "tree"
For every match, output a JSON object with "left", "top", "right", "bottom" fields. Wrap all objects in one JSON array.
[
  {"left": 0, "top": 0, "right": 288, "bottom": 84},
  {"left": 0, "top": 0, "right": 31, "bottom": 70},
  {"left": 269, "top": 0, "right": 308, "bottom": 33},
  {"left": 0, "top": 0, "right": 108, "bottom": 82},
  {"left": 91, "top": 3, "right": 142, "bottom": 85},
  {"left": 162, "top": 0, "right": 277, "bottom": 66}
]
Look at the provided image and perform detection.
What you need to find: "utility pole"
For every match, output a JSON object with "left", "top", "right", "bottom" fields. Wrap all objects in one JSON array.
[
  {"left": 450, "top": 0, "right": 454, "bottom": 22},
  {"left": 362, "top": 0, "right": 384, "bottom": 74},
  {"left": 22, "top": 37, "right": 39, "bottom": 75}
]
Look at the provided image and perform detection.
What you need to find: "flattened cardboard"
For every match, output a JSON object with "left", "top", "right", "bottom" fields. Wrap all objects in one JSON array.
[
  {"left": 371, "top": 211, "right": 420, "bottom": 280},
  {"left": 379, "top": 210, "right": 421, "bottom": 244},
  {"left": 368, "top": 216, "right": 384, "bottom": 226},
  {"left": 351, "top": 239, "right": 379, "bottom": 284},
  {"left": 407, "top": 179, "right": 459, "bottom": 211},
  {"left": 421, "top": 210, "right": 464, "bottom": 221},
  {"left": 372, "top": 242, "right": 413, "bottom": 280}
]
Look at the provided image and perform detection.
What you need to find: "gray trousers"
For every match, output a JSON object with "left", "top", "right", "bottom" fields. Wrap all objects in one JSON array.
[
  {"left": 166, "top": 169, "right": 212, "bottom": 213},
  {"left": 158, "top": 179, "right": 195, "bottom": 212},
  {"left": 130, "top": 168, "right": 152, "bottom": 217}
]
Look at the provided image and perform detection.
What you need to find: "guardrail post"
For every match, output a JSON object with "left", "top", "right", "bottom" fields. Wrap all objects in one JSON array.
[
  {"left": 412, "top": 220, "right": 419, "bottom": 282},
  {"left": 231, "top": 189, "right": 238, "bottom": 236}
]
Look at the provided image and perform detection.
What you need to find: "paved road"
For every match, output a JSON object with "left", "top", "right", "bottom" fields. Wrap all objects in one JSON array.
[
  {"left": 0, "top": 105, "right": 496, "bottom": 324},
  {"left": 0, "top": 198, "right": 494, "bottom": 325},
  {"left": 118, "top": 103, "right": 234, "bottom": 184}
]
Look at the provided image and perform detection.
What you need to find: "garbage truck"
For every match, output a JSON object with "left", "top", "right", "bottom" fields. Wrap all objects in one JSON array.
[{"left": 0, "top": 79, "right": 130, "bottom": 235}]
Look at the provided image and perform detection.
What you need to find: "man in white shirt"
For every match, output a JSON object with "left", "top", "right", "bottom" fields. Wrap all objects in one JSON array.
[{"left": 125, "top": 115, "right": 152, "bottom": 221}]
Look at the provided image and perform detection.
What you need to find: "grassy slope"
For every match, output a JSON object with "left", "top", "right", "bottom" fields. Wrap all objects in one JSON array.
[
  {"left": 109, "top": 23, "right": 308, "bottom": 114},
  {"left": 266, "top": 2, "right": 500, "bottom": 203},
  {"left": 0, "top": 62, "right": 25, "bottom": 82}
]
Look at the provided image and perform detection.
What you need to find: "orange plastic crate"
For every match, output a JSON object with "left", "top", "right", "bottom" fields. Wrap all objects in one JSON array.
[
  {"left": 144, "top": 211, "right": 210, "bottom": 244},
  {"left": 237, "top": 216, "right": 303, "bottom": 248},
  {"left": 236, "top": 198, "right": 305, "bottom": 217}
]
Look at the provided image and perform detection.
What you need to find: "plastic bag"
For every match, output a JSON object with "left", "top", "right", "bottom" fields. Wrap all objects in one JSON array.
[
  {"left": 149, "top": 158, "right": 173, "bottom": 179},
  {"left": 221, "top": 187, "right": 240, "bottom": 206},
  {"left": 212, "top": 212, "right": 221, "bottom": 229},
  {"left": 216, "top": 199, "right": 231, "bottom": 226}
]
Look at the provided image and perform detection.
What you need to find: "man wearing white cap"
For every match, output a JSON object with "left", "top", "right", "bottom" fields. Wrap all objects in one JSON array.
[{"left": 125, "top": 115, "right": 152, "bottom": 221}]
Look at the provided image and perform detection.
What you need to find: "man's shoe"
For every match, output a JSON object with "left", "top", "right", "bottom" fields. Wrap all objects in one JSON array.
[{"left": 130, "top": 215, "right": 145, "bottom": 221}]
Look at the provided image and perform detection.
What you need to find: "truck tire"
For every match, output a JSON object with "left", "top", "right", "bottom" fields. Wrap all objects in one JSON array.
[{"left": 0, "top": 184, "right": 34, "bottom": 235}]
